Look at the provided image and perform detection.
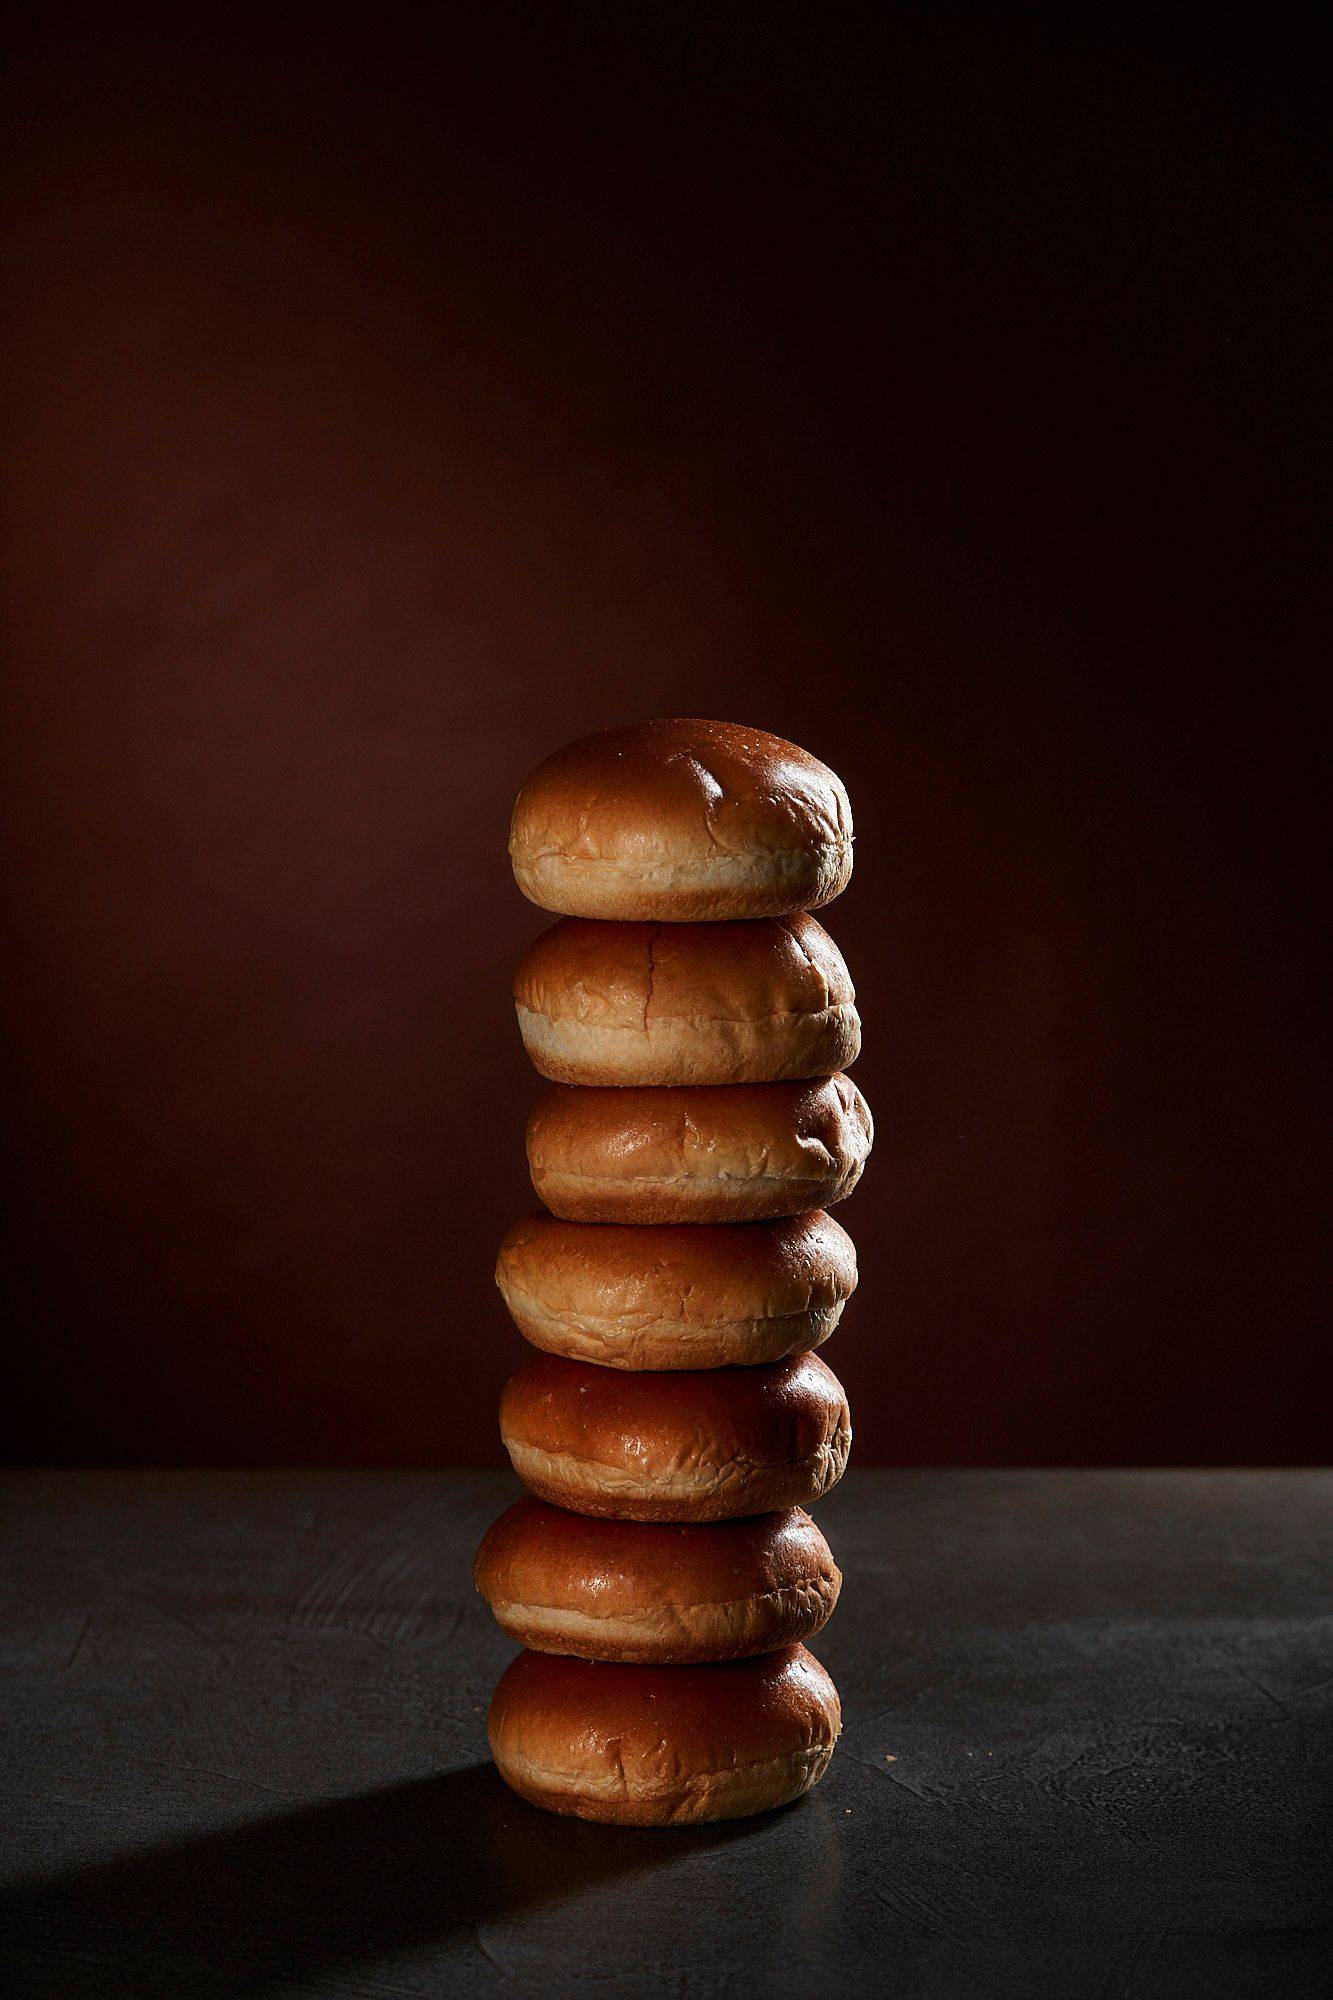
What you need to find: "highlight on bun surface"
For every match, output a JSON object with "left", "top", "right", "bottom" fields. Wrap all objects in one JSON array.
[
  {"left": 474, "top": 1498, "right": 841, "bottom": 1662},
  {"left": 495, "top": 1209, "right": 857, "bottom": 1370},
  {"left": 488, "top": 1644, "right": 842, "bottom": 1824},
  {"left": 509, "top": 718, "right": 853, "bottom": 922},
  {"left": 512, "top": 912, "right": 860, "bottom": 1086},
  {"left": 525, "top": 1073, "right": 873, "bottom": 1224},
  {"left": 498, "top": 1349, "right": 851, "bottom": 1522}
]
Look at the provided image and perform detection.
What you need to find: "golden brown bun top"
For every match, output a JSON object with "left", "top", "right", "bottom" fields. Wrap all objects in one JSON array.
[
  {"left": 490, "top": 1643, "right": 840, "bottom": 1763},
  {"left": 509, "top": 718, "right": 852, "bottom": 919},
  {"left": 500, "top": 1350, "right": 849, "bottom": 1466},
  {"left": 474, "top": 1498, "right": 837, "bottom": 1611},
  {"left": 513, "top": 913, "right": 854, "bottom": 1029},
  {"left": 496, "top": 1210, "right": 858, "bottom": 1323}
]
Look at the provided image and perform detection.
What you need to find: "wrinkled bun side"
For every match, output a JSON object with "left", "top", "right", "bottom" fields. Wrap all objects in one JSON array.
[
  {"left": 488, "top": 1645, "right": 841, "bottom": 1823},
  {"left": 525, "top": 1074, "right": 873, "bottom": 1225},
  {"left": 509, "top": 718, "right": 853, "bottom": 921},
  {"left": 473, "top": 1499, "right": 841, "bottom": 1662},
  {"left": 496, "top": 1210, "right": 857, "bottom": 1370},
  {"left": 499, "top": 1351, "right": 852, "bottom": 1522},
  {"left": 513, "top": 913, "right": 861, "bottom": 1085}
]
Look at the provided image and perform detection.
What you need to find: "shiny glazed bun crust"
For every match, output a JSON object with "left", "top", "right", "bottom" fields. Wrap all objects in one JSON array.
[
  {"left": 488, "top": 1644, "right": 842, "bottom": 1824},
  {"left": 498, "top": 1350, "right": 851, "bottom": 1522},
  {"left": 473, "top": 1499, "right": 841, "bottom": 1662},
  {"left": 509, "top": 719, "right": 853, "bottom": 922},
  {"left": 512, "top": 912, "right": 860, "bottom": 1086},
  {"left": 495, "top": 1209, "right": 858, "bottom": 1370},
  {"left": 525, "top": 1073, "right": 873, "bottom": 1224}
]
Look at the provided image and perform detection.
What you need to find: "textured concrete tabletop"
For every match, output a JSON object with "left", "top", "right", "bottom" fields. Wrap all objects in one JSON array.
[{"left": 1, "top": 1470, "right": 1329, "bottom": 1997}]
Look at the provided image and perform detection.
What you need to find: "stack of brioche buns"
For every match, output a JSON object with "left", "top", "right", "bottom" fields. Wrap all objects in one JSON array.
[{"left": 476, "top": 719, "right": 870, "bottom": 1825}]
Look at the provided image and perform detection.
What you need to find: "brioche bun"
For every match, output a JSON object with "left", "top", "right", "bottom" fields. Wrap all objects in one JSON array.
[
  {"left": 509, "top": 719, "right": 852, "bottom": 922},
  {"left": 474, "top": 1498, "right": 840, "bottom": 1663},
  {"left": 488, "top": 1644, "right": 841, "bottom": 1823},
  {"left": 525, "top": 1073, "right": 872, "bottom": 1224},
  {"left": 499, "top": 1350, "right": 851, "bottom": 1522},
  {"left": 513, "top": 913, "right": 860, "bottom": 1086},
  {"left": 495, "top": 1209, "right": 857, "bottom": 1371}
]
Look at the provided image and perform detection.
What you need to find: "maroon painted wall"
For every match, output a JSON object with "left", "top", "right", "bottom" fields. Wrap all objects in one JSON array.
[{"left": 3, "top": 12, "right": 1325, "bottom": 1465}]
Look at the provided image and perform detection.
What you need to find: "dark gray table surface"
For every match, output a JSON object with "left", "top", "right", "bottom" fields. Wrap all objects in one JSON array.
[{"left": 1, "top": 1470, "right": 1329, "bottom": 1998}]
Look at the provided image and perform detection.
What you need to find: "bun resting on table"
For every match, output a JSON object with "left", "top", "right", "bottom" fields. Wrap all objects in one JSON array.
[{"left": 488, "top": 1644, "right": 842, "bottom": 1824}]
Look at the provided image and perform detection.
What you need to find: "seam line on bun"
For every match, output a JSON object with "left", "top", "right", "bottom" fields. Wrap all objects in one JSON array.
[
  {"left": 489, "top": 1580, "right": 837, "bottom": 1631},
  {"left": 506, "top": 1441, "right": 847, "bottom": 1499},
  {"left": 532, "top": 1166, "right": 852, "bottom": 1189},
  {"left": 517, "top": 1002, "right": 857, "bottom": 1034},
  {"left": 519, "top": 837, "right": 851, "bottom": 868},
  {"left": 501, "top": 1298, "right": 847, "bottom": 1332}
]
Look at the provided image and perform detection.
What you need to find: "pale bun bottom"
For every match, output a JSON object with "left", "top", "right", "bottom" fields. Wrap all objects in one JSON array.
[
  {"left": 514, "top": 1001, "right": 862, "bottom": 1088},
  {"left": 507, "top": 1433, "right": 849, "bottom": 1522},
  {"left": 496, "top": 1740, "right": 837, "bottom": 1826},
  {"left": 508, "top": 1297, "right": 846, "bottom": 1371},
  {"left": 533, "top": 1159, "right": 866, "bottom": 1226},
  {"left": 512, "top": 842, "right": 853, "bottom": 925}
]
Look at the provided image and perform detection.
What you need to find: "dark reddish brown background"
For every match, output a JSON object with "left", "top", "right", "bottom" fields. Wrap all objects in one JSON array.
[{"left": 2, "top": 11, "right": 1325, "bottom": 1466}]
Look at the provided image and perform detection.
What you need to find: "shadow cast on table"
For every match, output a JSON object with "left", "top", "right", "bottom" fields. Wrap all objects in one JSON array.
[{"left": 2, "top": 1760, "right": 756, "bottom": 1996}]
